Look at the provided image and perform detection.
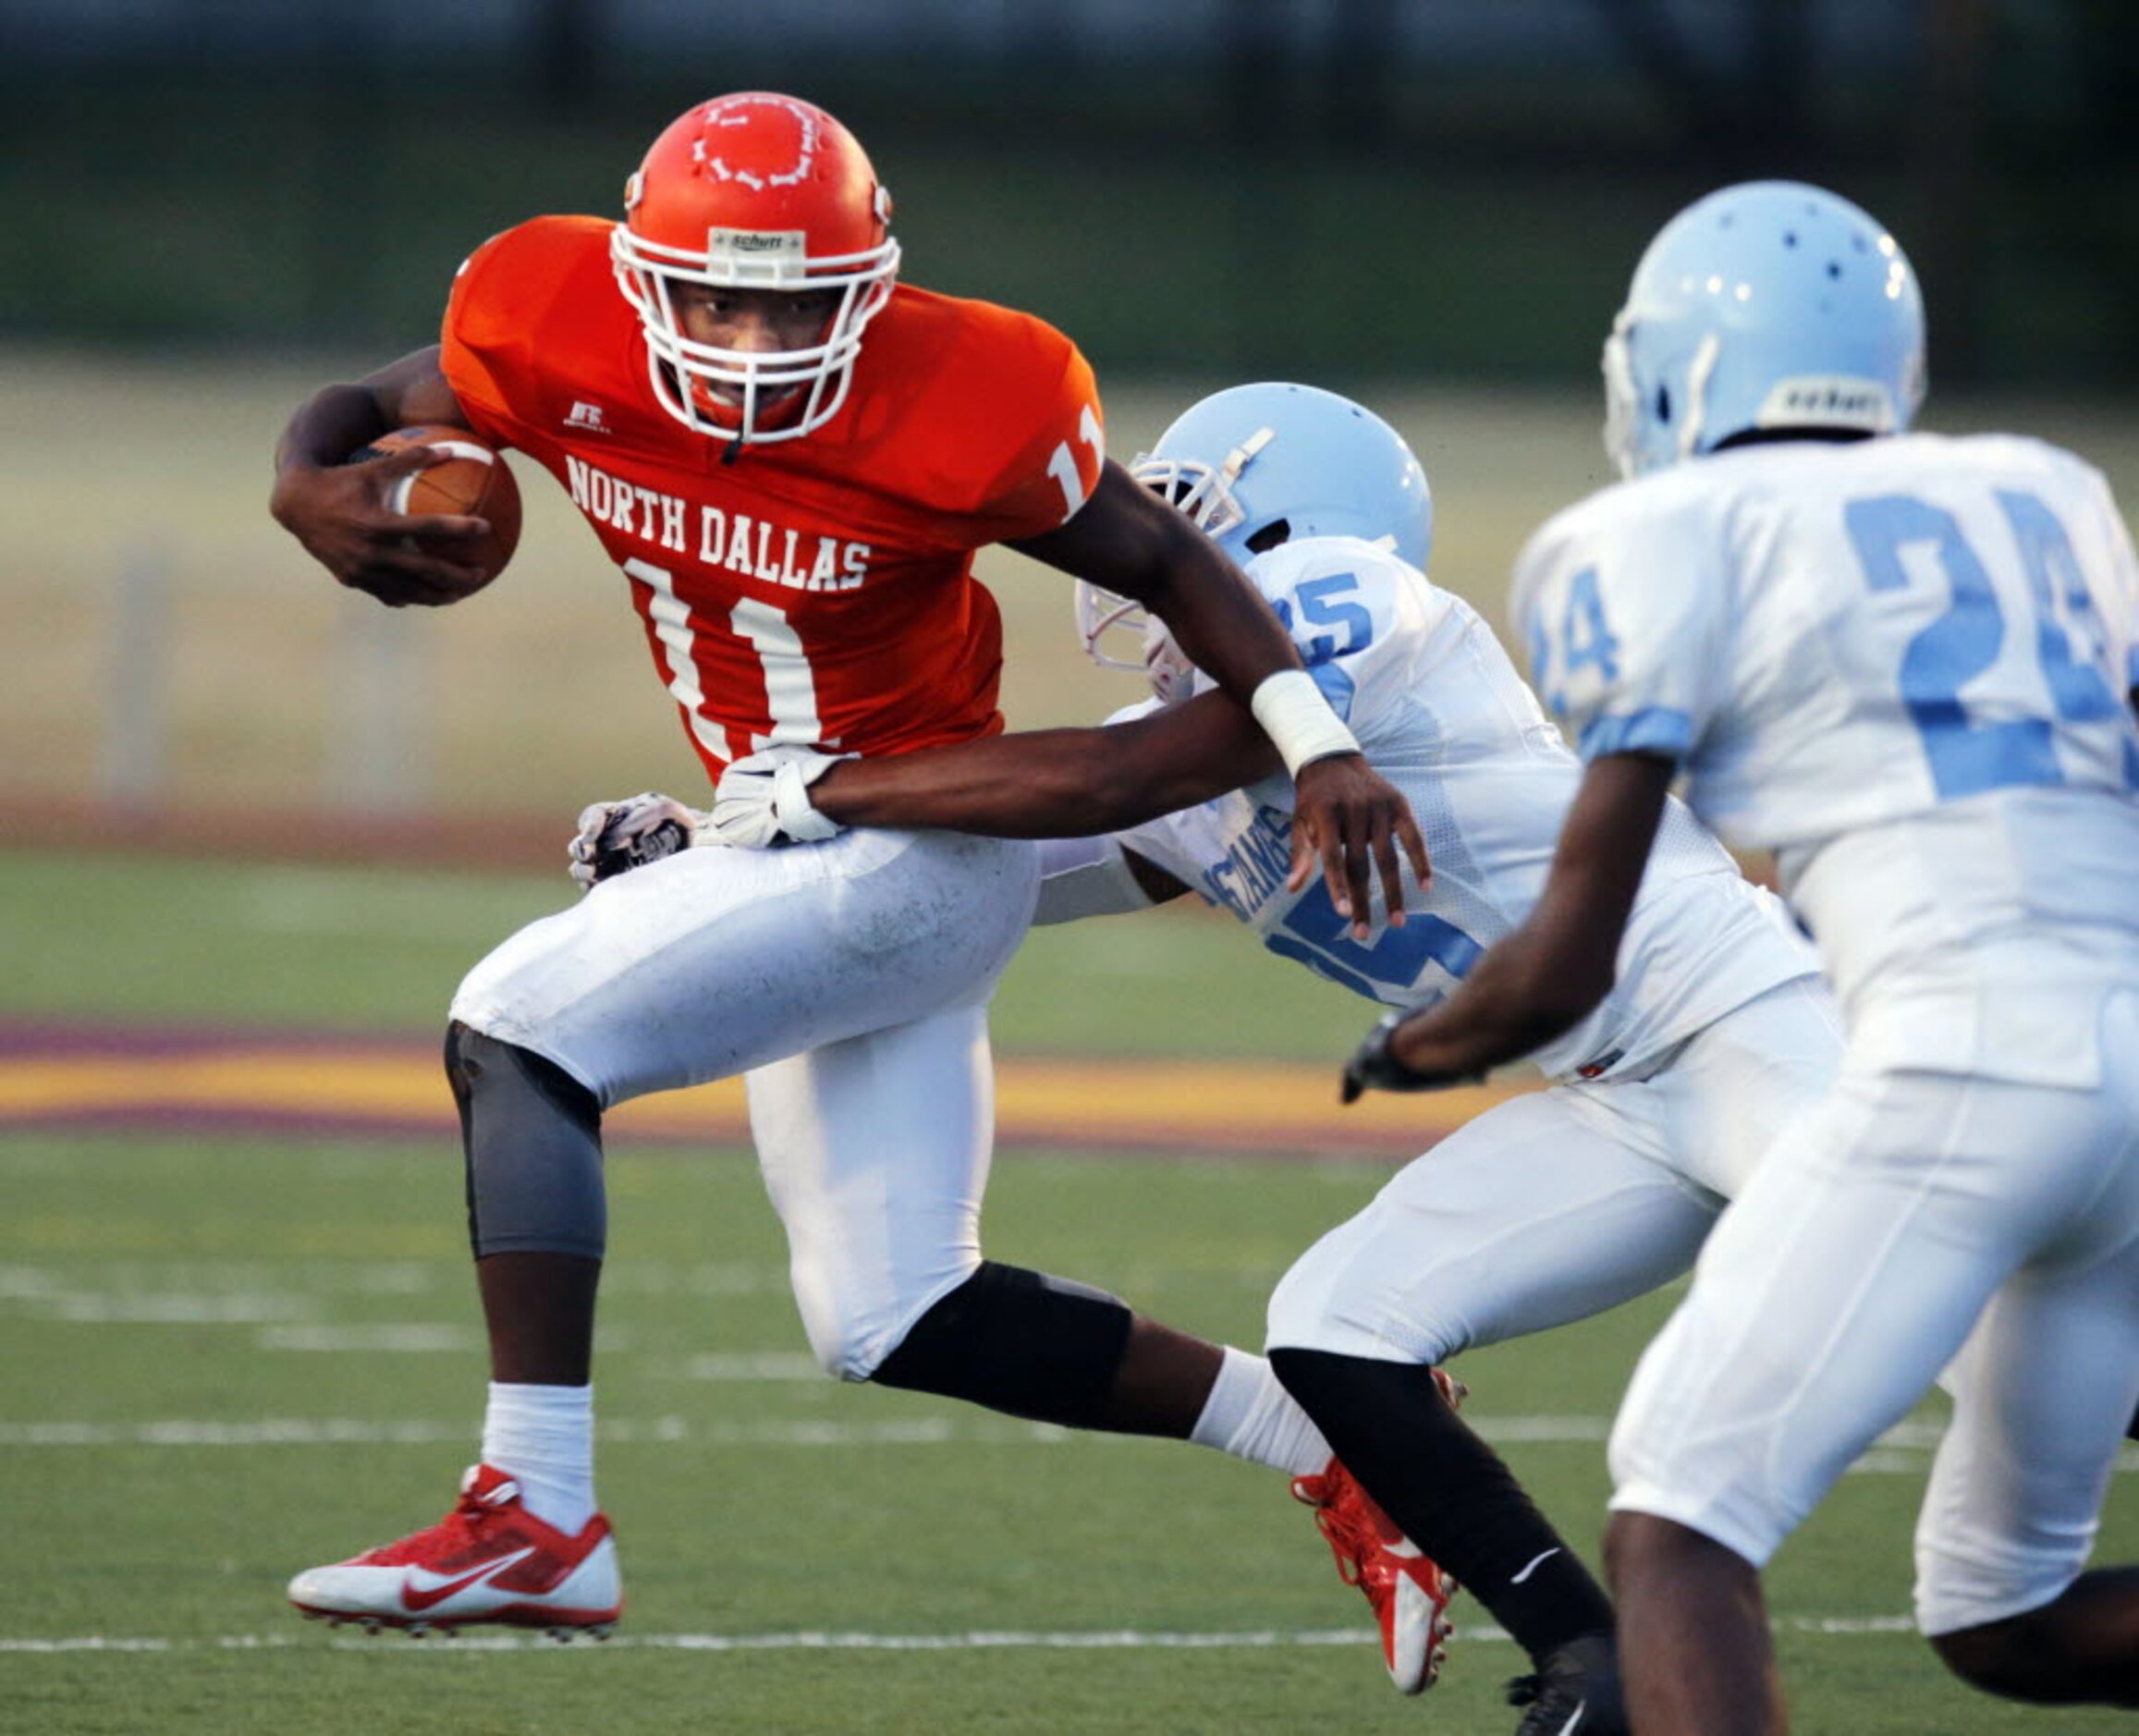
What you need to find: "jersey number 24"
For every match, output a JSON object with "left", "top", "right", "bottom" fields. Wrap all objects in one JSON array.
[{"left": 1843, "top": 490, "right": 2132, "bottom": 799}]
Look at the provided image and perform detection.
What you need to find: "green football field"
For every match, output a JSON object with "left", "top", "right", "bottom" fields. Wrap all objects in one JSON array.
[{"left": 3, "top": 849, "right": 2134, "bottom": 1734}]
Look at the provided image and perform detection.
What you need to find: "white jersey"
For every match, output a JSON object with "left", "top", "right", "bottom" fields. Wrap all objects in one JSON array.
[
  {"left": 1514, "top": 432, "right": 2139, "bottom": 1083},
  {"left": 1111, "top": 535, "right": 1817, "bottom": 1082}
]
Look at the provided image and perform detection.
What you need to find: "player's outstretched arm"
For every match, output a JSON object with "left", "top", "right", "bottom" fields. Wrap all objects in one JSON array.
[
  {"left": 1342, "top": 752, "right": 1675, "bottom": 1098},
  {"left": 1012, "top": 463, "right": 1304, "bottom": 709},
  {"left": 270, "top": 344, "right": 494, "bottom": 608},
  {"left": 1010, "top": 461, "right": 1427, "bottom": 935},
  {"left": 803, "top": 692, "right": 1277, "bottom": 837}
]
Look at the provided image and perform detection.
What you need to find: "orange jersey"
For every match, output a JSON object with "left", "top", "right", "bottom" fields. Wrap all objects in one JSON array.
[{"left": 439, "top": 215, "right": 1106, "bottom": 782}]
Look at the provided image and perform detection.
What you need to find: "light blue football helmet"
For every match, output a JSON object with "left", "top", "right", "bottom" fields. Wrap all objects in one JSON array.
[
  {"left": 1603, "top": 181, "right": 1927, "bottom": 479},
  {"left": 1079, "top": 382, "right": 1432, "bottom": 699}
]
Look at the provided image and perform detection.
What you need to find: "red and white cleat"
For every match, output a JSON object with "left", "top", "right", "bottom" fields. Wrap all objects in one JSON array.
[
  {"left": 287, "top": 1464, "right": 621, "bottom": 1639},
  {"left": 1290, "top": 1368, "right": 1465, "bottom": 1694}
]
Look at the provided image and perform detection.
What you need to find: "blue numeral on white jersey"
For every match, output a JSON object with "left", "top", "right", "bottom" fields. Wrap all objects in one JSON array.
[
  {"left": 1265, "top": 881, "right": 1482, "bottom": 1002},
  {"left": 1997, "top": 490, "right": 2123, "bottom": 726},
  {"left": 1273, "top": 573, "right": 1375, "bottom": 667},
  {"left": 1843, "top": 494, "right": 2062, "bottom": 799},
  {"left": 1530, "top": 567, "right": 1619, "bottom": 719},
  {"left": 1562, "top": 567, "right": 1621, "bottom": 682}
]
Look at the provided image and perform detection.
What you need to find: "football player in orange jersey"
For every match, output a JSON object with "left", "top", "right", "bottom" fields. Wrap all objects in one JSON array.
[{"left": 266, "top": 92, "right": 1427, "bottom": 1639}]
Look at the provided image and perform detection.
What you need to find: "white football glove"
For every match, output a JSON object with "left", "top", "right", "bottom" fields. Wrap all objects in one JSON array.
[
  {"left": 568, "top": 790, "right": 711, "bottom": 891},
  {"left": 709, "top": 747, "right": 848, "bottom": 850}
]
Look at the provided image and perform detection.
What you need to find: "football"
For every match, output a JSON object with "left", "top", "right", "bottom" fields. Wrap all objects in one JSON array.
[{"left": 351, "top": 423, "right": 524, "bottom": 593}]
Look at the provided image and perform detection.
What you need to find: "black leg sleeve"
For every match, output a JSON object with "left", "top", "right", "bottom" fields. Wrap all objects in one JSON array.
[{"left": 1271, "top": 1346, "right": 1616, "bottom": 1666}]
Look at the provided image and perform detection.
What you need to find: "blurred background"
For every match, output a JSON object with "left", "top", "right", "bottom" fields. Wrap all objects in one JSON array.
[{"left": 3, "top": 0, "right": 2134, "bottom": 843}]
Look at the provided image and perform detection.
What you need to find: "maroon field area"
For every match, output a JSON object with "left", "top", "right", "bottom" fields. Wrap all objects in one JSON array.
[{"left": 0, "top": 1018, "right": 1522, "bottom": 1157}]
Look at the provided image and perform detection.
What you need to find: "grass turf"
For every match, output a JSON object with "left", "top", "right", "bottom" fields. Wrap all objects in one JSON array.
[
  {"left": 4, "top": 848, "right": 2135, "bottom": 1731},
  {"left": 5, "top": 1129, "right": 2134, "bottom": 1734},
  {"left": 0, "top": 848, "right": 1364, "bottom": 1060}
]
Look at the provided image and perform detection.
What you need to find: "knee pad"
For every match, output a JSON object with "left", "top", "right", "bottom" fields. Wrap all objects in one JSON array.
[
  {"left": 869, "top": 1261, "right": 1133, "bottom": 1427},
  {"left": 445, "top": 1021, "right": 607, "bottom": 1261}
]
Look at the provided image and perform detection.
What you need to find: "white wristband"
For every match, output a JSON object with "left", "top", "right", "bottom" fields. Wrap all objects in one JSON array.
[{"left": 1250, "top": 668, "right": 1361, "bottom": 776}]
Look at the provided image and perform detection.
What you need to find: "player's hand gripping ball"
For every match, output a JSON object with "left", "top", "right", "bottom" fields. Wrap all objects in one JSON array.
[{"left": 348, "top": 425, "right": 523, "bottom": 594}]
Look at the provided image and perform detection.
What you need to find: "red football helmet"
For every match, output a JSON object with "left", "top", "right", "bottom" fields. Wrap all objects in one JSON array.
[{"left": 611, "top": 92, "right": 900, "bottom": 444}]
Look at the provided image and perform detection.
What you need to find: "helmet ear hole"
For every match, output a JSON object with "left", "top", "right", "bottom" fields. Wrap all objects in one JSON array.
[
  {"left": 1655, "top": 385, "right": 1672, "bottom": 424},
  {"left": 1244, "top": 517, "right": 1291, "bottom": 555}
]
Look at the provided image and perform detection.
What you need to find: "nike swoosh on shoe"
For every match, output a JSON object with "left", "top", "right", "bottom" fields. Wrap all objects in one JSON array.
[{"left": 400, "top": 1547, "right": 539, "bottom": 1611}]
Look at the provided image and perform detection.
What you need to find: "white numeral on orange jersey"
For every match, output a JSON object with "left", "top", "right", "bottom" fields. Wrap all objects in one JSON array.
[
  {"left": 623, "top": 556, "right": 730, "bottom": 763},
  {"left": 624, "top": 560, "right": 824, "bottom": 756},
  {"left": 1045, "top": 404, "right": 1106, "bottom": 523},
  {"left": 729, "top": 595, "right": 825, "bottom": 749}
]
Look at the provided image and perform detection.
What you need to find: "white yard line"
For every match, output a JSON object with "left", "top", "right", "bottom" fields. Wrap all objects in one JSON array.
[
  {"left": 6, "top": 1414, "right": 2125, "bottom": 1471},
  {"left": 0, "top": 1259, "right": 784, "bottom": 1301},
  {"left": 0, "top": 1417, "right": 1049, "bottom": 1448},
  {"left": 255, "top": 1325, "right": 480, "bottom": 1353},
  {"left": 677, "top": 1351, "right": 827, "bottom": 1380},
  {"left": 0, "top": 1614, "right": 1924, "bottom": 1657}
]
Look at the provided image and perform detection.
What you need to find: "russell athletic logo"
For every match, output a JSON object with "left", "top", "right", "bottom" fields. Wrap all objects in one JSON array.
[{"left": 565, "top": 401, "right": 609, "bottom": 433}]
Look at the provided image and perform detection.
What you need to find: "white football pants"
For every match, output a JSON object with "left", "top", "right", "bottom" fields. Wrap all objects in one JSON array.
[
  {"left": 1608, "top": 982, "right": 2139, "bottom": 1635},
  {"left": 1264, "top": 975, "right": 1842, "bottom": 1364},
  {"left": 450, "top": 827, "right": 1039, "bottom": 1379}
]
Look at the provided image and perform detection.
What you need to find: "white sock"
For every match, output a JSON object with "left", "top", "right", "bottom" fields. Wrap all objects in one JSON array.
[
  {"left": 481, "top": 1381, "right": 597, "bottom": 1534},
  {"left": 1189, "top": 1347, "right": 1332, "bottom": 1474}
]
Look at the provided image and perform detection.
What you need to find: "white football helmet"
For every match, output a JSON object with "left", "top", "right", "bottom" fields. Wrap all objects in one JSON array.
[
  {"left": 611, "top": 92, "right": 900, "bottom": 444},
  {"left": 1603, "top": 180, "right": 1925, "bottom": 478},
  {"left": 1080, "top": 382, "right": 1432, "bottom": 703}
]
